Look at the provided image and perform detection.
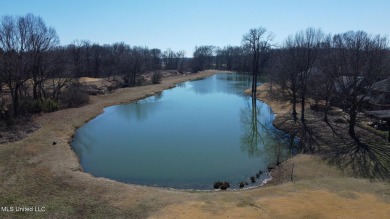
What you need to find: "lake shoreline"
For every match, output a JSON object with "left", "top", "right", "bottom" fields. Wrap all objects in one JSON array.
[
  {"left": 259, "top": 84, "right": 305, "bottom": 187},
  {"left": 244, "top": 83, "right": 296, "bottom": 185},
  {"left": 1, "top": 71, "right": 389, "bottom": 218},
  {"left": 72, "top": 72, "right": 281, "bottom": 191}
]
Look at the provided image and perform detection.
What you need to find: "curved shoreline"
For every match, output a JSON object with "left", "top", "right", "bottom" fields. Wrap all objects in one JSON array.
[
  {"left": 1, "top": 71, "right": 389, "bottom": 218},
  {"left": 41, "top": 70, "right": 228, "bottom": 177},
  {"left": 71, "top": 72, "right": 278, "bottom": 191}
]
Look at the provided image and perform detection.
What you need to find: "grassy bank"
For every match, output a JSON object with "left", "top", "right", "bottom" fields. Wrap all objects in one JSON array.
[{"left": 0, "top": 72, "right": 389, "bottom": 218}]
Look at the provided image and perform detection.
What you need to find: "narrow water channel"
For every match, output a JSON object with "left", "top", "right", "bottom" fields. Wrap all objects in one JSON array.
[{"left": 71, "top": 73, "right": 291, "bottom": 189}]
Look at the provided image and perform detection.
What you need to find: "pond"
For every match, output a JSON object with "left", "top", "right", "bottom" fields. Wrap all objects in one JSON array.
[{"left": 71, "top": 73, "right": 292, "bottom": 190}]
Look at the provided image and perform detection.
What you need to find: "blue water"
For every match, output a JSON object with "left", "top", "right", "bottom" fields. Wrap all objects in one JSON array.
[{"left": 71, "top": 73, "right": 291, "bottom": 189}]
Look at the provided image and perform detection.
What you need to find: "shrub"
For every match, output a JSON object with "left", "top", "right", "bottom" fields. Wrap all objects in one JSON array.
[
  {"left": 60, "top": 83, "right": 90, "bottom": 108},
  {"left": 151, "top": 72, "right": 162, "bottom": 84},
  {"left": 41, "top": 99, "right": 59, "bottom": 112},
  {"left": 0, "top": 106, "right": 13, "bottom": 127},
  {"left": 20, "top": 98, "right": 59, "bottom": 113},
  {"left": 213, "top": 181, "right": 222, "bottom": 189},
  {"left": 20, "top": 99, "right": 41, "bottom": 114},
  {"left": 220, "top": 183, "right": 228, "bottom": 190},
  {"left": 213, "top": 181, "right": 230, "bottom": 190}
]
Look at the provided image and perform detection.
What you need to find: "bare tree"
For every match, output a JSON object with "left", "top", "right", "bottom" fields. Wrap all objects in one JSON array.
[
  {"left": 331, "top": 31, "right": 388, "bottom": 141},
  {"left": 149, "top": 48, "right": 161, "bottom": 70},
  {"left": 315, "top": 35, "right": 338, "bottom": 122},
  {"left": 162, "top": 48, "right": 175, "bottom": 70},
  {"left": 0, "top": 15, "right": 30, "bottom": 116},
  {"left": 20, "top": 14, "right": 60, "bottom": 101},
  {"left": 242, "top": 27, "right": 273, "bottom": 98},
  {"left": 274, "top": 47, "right": 300, "bottom": 122},
  {"left": 67, "top": 40, "right": 84, "bottom": 77},
  {"left": 162, "top": 49, "right": 185, "bottom": 71},
  {"left": 91, "top": 43, "right": 104, "bottom": 78},
  {"left": 48, "top": 47, "right": 72, "bottom": 100},
  {"left": 124, "top": 46, "right": 149, "bottom": 87},
  {"left": 176, "top": 50, "right": 185, "bottom": 73},
  {"left": 214, "top": 45, "right": 248, "bottom": 72},
  {"left": 192, "top": 45, "right": 215, "bottom": 72},
  {"left": 285, "top": 28, "right": 324, "bottom": 122}
]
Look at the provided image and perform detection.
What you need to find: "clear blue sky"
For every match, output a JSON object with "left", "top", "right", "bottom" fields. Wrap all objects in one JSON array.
[{"left": 1, "top": 0, "right": 389, "bottom": 56}]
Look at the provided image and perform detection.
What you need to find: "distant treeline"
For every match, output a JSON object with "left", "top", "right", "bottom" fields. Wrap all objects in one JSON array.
[
  {"left": 1, "top": 13, "right": 390, "bottom": 143},
  {"left": 0, "top": 14, "right": 194, "bottom": 120}
]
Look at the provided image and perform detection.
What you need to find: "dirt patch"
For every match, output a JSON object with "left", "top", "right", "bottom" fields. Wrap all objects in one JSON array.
[
  {"left": 79, "top": 77, "right": 103, "bottom": 83},
  {"left": 0, "top": 116, "right": 39, "bottom": 144}
]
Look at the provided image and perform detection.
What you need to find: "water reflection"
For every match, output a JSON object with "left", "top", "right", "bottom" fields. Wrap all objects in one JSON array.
[
  {"left": 154, "top": 91, "right": 163, "bottom": 101},
  {"left": 240, "top": 96, "right": 290, "bottom": 165},
  {"left": 175, "top": 82, "right": 186, "bottom": 88},
  {"left": 190, "top": 73, "right": 252, "bottom": 96},
  {"left": 72, "top": 73, "right": 291, "bottom": 189},
  {"left": 111, "top": 94, "right": 163, "bottom": 122},
  {"left": 240, "top": 97, "right": 262, "bottom": 157}
]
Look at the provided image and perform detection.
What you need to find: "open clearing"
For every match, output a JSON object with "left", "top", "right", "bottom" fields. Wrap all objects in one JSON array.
[{"left": 0, "top": 71, "right": 389, "bottom": 218}]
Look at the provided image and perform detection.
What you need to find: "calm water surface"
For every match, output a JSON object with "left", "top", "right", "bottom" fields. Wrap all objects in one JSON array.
[{"left": 72, "top": 73, "right": 291, "bottom": 189}]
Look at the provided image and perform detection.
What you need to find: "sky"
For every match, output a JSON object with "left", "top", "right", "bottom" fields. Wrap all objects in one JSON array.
[{"left": 1, "top": 0, "right": 389, "bottom": 56}]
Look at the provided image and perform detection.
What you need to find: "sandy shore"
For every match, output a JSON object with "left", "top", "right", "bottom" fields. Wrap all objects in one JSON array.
[{"left": 1, "top": 71, "right": 389, "bottom": 218}]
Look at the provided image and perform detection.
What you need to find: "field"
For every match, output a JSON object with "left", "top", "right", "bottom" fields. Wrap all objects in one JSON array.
[{"left": 0, "top": 71, "right": 389, "bottom": 218}]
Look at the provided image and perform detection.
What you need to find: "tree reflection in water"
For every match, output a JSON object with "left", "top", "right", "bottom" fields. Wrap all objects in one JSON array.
[{"left": 240, "top": 96, "right": 295, "bottom": 165}]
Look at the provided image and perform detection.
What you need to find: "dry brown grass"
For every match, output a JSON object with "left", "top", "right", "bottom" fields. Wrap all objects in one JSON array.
[
  {"left": 78, "top": 77, "right": 103, "bottom": 83},
  {"left": 0, "top": 73, "right": 389, "bottom": 218}
]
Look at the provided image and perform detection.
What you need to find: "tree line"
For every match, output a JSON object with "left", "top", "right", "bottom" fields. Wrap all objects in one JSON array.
[
  {"left": 0, "top": 14, "right": 191, "bottom": 122},
  {"left": 193, "top": 27, "right": 390, "bottom": 145},
  {"left": 1, "top": 13, "right": 389, "bottom": 146},
  {"left": 273, "top": 28, "right": 389, "bottom": 145}
]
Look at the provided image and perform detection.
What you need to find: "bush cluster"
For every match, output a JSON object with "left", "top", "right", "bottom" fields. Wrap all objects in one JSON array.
[
  {"left": 60, "top": 83, "right": 90, "bottom": 108},
  {"left": 151, "top": 72, "right": 162, "bottom": 84}
]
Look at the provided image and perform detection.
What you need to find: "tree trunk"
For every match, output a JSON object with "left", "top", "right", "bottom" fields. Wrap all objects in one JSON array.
[
  {"left": 12, "top": 85, "right": 20, "bottom": 117},
  {"left": 39, "top": 82, "right": 46, "bottom": 100},
  {"left": 132, "top": 72, "right": 136, "bottom": 86},
  {"left": 301, "top": 74, "right": 306, "bottom": 122},
  {"left": 348, "top": 108, "right": 357, "bottom": 140},
  {"left": 252, "top": 72, "right": 258, "bottom": 97},
  {"left": 301, "top": 90, "right": 305, "bottom": 122},
  {"left": 33, "top": 82, "right": 39, "bottom": 100},
  {"left": 324, "top": 111, "right": 328, "bottom": 123},
  {"left": 323, "top": 97, "right": 330, "bottom": 123},
  {"left": 292, "top": 91, "right": 297, "bottom": 122}
]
